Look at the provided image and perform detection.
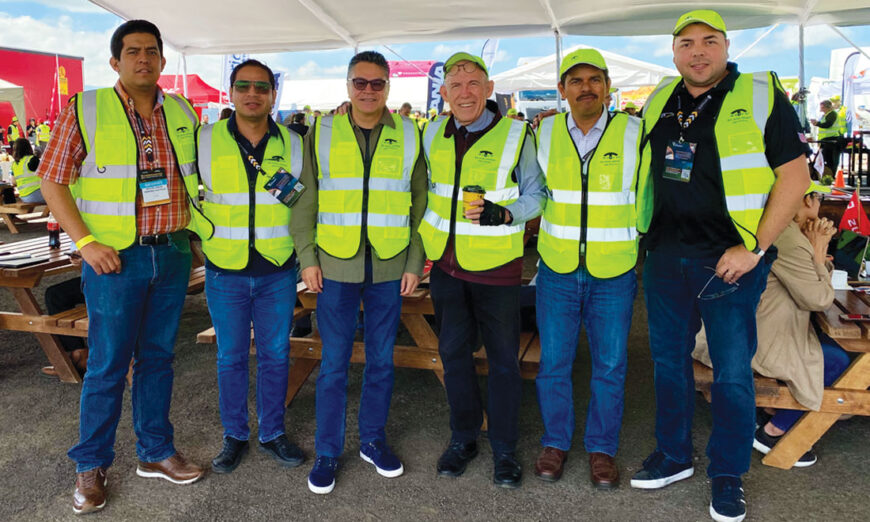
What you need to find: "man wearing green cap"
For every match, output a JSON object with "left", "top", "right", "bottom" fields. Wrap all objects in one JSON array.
[
  {"left": 533, "top": 48, "right": 642, "bottom": 489},
  {"left": 419, "top": 51, "right": 545, "bottom": 488},
  {"left": 7, "top": 116, "right": 22, "bottom": 143},
  {"left": 623, "top": 102, "right": 638, "bottom": 116},
  {"left": 506, "top": 107, "right": 519, "bottom": 120},
  {"left": 633, "top": 9, "right": 811, "bottom": 522},
  {"left": 812, "top": 99, "right": 841, "bottom": 173}
]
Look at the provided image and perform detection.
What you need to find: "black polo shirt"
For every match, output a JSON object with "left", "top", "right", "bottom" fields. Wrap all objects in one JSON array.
[
  {"left": 205, "top": 113, "right": 295, "bottom": 275},
  {"left": 644, "top": 62, "right": 809, "bottom": 258}
]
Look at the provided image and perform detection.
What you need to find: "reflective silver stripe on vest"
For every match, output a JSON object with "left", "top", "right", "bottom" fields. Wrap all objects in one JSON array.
[
  {"left": 368, "top": 213, "right": 410, "bottom": 228},
  {"left": 317, "top": 115, "right": 334, "bottom": 177},
  {"left": 255, "top": 225, "right": 290, "bottom": 240},
  {"left": 167, "top": 94, "right": 199, "bottom": 128},
  {"left": 587, "top": 227, "right": 637, "bottom": 242},
  {"left": 288, "top": 130, "right": 303, "bottom": 176},
  {"left": 429, "top": 181, "right": 454, "bottom": 199},
  {"left": 400, "top": 116, "right": 417, "bottom": 180},
  {"left": 550, "top": 189, "right": 636, "bottom": 206},
  {"left": 621, "top": 116, "right": 641, "bottom": 192},
  {"left": 536, "top": 116, "right": 556, "bottom": 175},
  {"left": 496, "top": 120, "right": 525, "bottom": 189},
  {"left": 319, "top": 177, "right": 364, "bottom": 191},
  {"left": 720, "top": 152, "right": 769, "bottom": 172},
  {"left": 179, "top": 161, "right": 197, "bottom": 177},
  {"left": 318, "top": 212, "right": 363, "bottom": 226},
  {"left": 422, "top": 117, "right": 445, "bottom": 159},
  {"left": 205, "top": 192, "right": 284, "bottom": 206},
  {"left": 751, "top": 72, "right": 769, "bottom": 134},
  {"left": 76, "top": 199, "right": 135, "bottom": 216},
  {"left": 541, "top": 219, "right": 580, "bottom": 241},
  {"left": 368, "top": 178, "right": 411, "bottom": 193},
  {"left": 17, "top": 180, "right": 40, "bottom": 189},
  {"left": 198, "top": 124, "right": 215, "bottom": 188},
  {"left": 79, "top": 164, "right": 138, "bottom": 179},
  {"left": 428, "top": 182, "right": 517, "bottom": 203},
  {"left": 724, "top": 193, "right": 769, "bottom": 212},
  {"left": 213, "top": 224, "right": 289, "bottom": 241},
  {"left": 80, "top": 90, "right": 98, "bottom": 155},
  {"left": 423, "top": 209, "right": 523, "bottom": 237}
]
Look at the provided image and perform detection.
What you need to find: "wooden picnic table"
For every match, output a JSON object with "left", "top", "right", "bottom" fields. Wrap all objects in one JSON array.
[
  {"left": 696, "top": 287, "right": 870, "bottom": 469},
  {"left": 0, "top": 232, "right": 83, "bottom": 383}
]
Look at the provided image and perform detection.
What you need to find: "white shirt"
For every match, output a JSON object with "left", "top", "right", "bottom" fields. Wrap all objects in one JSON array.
[{"left": 566, "top": 105, "right": 608, "bottom": 159}]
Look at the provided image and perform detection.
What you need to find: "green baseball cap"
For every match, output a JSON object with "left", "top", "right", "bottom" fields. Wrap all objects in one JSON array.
[
  {"left": 559, "top": 48, "right": 608, "bottom": 80},
  {"left": 303, "top": 105, "right": 311, "bottom": 110},
  {"left": 624, "top": 102, "right": 637, "bottom": 110},
  {"left": 673, "top": 9, "right": 727, "bottom": 36},
  {"left": 805, "top": 182, "right": 831, "bottom": 195},
  {"left": 444, "top": 52, "right": 488, "bottom": 76},
  {"left": 506, "top": 108, "right": 518, "bottom": 116}
]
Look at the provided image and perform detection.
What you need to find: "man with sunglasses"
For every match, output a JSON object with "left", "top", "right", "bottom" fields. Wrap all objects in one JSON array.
[
  {"left": 291, "top": 50, "right": 427, "bottom": 494},
  {"left": 633, "top": 10, "right": 810, "bottom": 521},
  {"left": 420, "top": 52, "right": 545, "bottom": 489},
  {"left": 195, "top": 59, "right": 306, "bottom": 475},
  {"left": 37, "top": 20, "right": 205, "bottom": 514}
]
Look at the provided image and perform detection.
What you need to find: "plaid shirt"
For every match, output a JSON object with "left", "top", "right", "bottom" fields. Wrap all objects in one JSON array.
[{"left": 38, "top": 81, "right": 191, "bottom": 236}]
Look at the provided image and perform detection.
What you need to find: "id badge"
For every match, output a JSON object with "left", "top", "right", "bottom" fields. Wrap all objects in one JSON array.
[
  {"left": 139, "top": 168, "right": 170, "bottom": 206},
  {"left": 263, "top": 167, "right": 306, "bottom": 208},
  {"left": 663, "top": 140, "right": 696, "bottom": 183}
]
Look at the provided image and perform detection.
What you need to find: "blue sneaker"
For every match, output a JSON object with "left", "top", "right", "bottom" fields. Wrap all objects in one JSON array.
[
  {"left": 360, "top": 440, "right": 404, "bottom": 478},
  {"left": 307, "top": 456, "right": 339, "bottom": 494},
  {"left": 710, "top": 476, "right": 746, "bottom": 522},
  {"left": 629, "top": 449, "right": 694, "bottom": 489}
]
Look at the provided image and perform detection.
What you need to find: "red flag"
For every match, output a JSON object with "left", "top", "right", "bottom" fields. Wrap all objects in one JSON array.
[{"left": 839, "top": 191, "right": 870, "bottom": 235}]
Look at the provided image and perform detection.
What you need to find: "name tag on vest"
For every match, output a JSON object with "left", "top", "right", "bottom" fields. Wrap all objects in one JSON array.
[{"left": 139, "top": 168, "right": 170, "bottom": 207}]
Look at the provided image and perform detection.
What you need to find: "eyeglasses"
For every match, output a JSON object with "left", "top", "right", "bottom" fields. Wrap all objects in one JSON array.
[
  {"left": 348, "top": 78, "right": 388, "bottom": 91},
  {"left": 233, "top": 80, "right": 272, "bottom": 94},
  {"left": 697, "top": 266, "right": 739, "bottom": 299},
  {"left": 812, "top": 192, "right": 826, "bottom": 202},
  {"left": 447, "top": 62, "right": 484, "bottom": 75}
]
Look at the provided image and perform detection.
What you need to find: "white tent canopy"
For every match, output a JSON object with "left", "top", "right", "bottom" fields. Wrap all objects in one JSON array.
[
  {"left": 0, "top": 79, "right": 25, "bottom": 124},
  {"left": 493, "top": 44, "right": 677, "bottom": 93},
  {"left": 89, "top": 1, "right": 870, "bottom": 55},
  {"left": 279, "top": 77, "right": 429, "bottom": 112}
]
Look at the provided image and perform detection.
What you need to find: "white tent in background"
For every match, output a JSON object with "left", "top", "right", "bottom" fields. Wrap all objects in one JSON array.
[
  {"left": 280, "top": 77, "right": 429, "bottom": 113},
  {"left": 0, "top": 78, "right": 26, "bottom": 123},
  {"left": 492, "top": 45, "right": 677, "bottom": 93}
]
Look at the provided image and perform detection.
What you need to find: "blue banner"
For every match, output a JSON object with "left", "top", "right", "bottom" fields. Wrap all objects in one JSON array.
[{"left": 426, "top": 61, "right": 445, "bottom": 115}]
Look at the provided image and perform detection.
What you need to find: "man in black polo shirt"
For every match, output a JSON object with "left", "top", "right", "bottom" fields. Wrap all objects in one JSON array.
[{"left": 631, "top": 10, "right": 810, "bottom": 522}]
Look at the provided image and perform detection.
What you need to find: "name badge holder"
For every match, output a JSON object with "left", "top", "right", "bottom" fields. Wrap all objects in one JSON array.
[
  {"left": 235, "top": 133, "right": 305, "bottom": 209},
  {"left": 663, "top": 93, "right": 712, "bottom": 184},
  {"left": 134, "top": 112, "right": 171, "bottom": 207}
]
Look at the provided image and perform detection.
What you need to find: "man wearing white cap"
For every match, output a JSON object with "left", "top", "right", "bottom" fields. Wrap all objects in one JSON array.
[
  {"left": 633, "top": 9, "right": 810, "bottom": 522},
  {"left": 532, "top": 48, "right": 641, "bottom": 490}
]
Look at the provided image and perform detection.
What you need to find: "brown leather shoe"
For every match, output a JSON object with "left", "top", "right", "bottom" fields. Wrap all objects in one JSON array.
[
  {"left": 136, "top": 452, "right": 204, "bottom": 485},
  {"left": 73, "top": 468, "right": 107, "bottom": 515},
  {"left": 589, "top": 452, "right": 619, "bottom": 489},
  {"left": 534, "top": 446, "right": 567, "bottom": 482}
]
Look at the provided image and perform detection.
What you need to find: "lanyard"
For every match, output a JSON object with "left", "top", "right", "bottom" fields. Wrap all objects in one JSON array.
[
  {"left": 676, "top": 93, "right": 713, "bottom": 142},
  {"left": 232, "top": 130, "right": 266, "bottom": 174},
  {"left": 132, "top": 111, "right": 156, "bottom": 166}
]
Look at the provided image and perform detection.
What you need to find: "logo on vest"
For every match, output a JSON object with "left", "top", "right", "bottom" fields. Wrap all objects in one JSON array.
[
  {"left": 602, "top": 152, "right": 619, "bottom": 159},
  {"left": 269, "top": 155, "right": 284, "bottom": 162},
  {"left": 384, "top": 138, "right": 398, "bottom": 145},
  {"left": 599, "top": 151, "right": 620, "bottom": 169},
  {"left": 728, "top": 108, "right": 751, "bottom": 124},
  {"left": 598, "top": 174, "right": 612, "bottom": 190},
  {"left": 176, "top": 126, "right": 190, "bottom": 133}
]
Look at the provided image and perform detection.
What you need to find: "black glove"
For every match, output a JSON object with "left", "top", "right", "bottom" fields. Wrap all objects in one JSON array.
[{"left": 479, "top": 199, "right": 509, "bottom": 226}]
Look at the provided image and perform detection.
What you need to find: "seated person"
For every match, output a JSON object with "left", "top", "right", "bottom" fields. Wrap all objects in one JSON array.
[
  {"left": 693, "top": 183, "right": 851, "bottom": 467},
  {"left": 10, "top": 138, "right": 45, "bottom": 204},
  {"left": 41, "top": 251, "right": 88, "bottom": 377}
]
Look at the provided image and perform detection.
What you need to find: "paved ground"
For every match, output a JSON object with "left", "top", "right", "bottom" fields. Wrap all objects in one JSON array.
[{"left": 1, "top": 225, "right": 868, "bottom": 521}]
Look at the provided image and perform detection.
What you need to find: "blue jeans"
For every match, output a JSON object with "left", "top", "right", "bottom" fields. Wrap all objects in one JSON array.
[
  {"left": 314, "top": 258, "right": 401, "bottom": 457},
  {"left": 205, "top": 267, "right": 295, "bottom": 443},
  {"left": 535, "top": 262, "right": 636, "bottom": 456},
  {"left": 68, "top": 233, "right": 192, "bottom": 472},
  {"left": 770, "top": 333, "right": 851, "bottom": 432},
  {"left": 643, "top": 250, "right": 769, "bottom": 478}
]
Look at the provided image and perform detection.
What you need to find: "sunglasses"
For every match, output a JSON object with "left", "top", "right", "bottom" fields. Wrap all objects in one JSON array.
[
  {"left": 349, "top": 77, "right": 388, "bottom": 91},
  {"left": 233, "top": 80, "right": 272, "bottom": 94}
]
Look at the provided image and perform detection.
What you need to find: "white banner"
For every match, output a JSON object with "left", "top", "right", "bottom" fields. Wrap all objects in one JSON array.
[
  {"left": 272, "top": 71, "right": 285, "bottom": 121},
  {"left": 481, "top": 39, "right": 500, "bottom": 71},
  {"left": 222, "top": 53, "right": 249, "bottom": 109}
]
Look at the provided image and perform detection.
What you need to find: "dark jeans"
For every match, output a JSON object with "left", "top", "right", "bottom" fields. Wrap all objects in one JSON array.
[
  {"left": 820, "top": 138, "right": 841, "bottom": 173},
  {"left": 770, "top": 332, "right": 851, "bottom": 432},
  {"left": 643, "top": 250, "right": 769, "bottom": 478},
  {"left": 44, "top": 276, "right": 86, "bottom": 352},
  {"left": 429, "top": 265, "right": 522, "bottom": 454}
]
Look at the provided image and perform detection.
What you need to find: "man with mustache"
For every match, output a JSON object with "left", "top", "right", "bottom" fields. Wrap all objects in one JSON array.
[
  {"left": 532, "top": 48, "right": 641, "bottom": 490},
  {"left": 632, "top": 10, "right": 811, "bottom": 522},
  {"left": 38, "top": 19, "right": 206, "bottom": 514}
]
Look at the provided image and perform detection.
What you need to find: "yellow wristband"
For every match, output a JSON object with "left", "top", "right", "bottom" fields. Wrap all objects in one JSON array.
[{"left": 75, "top": 235, "right": 97, "bottom": 250}]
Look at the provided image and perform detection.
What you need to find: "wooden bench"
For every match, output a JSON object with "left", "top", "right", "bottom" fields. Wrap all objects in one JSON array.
[{"left": 0, "top": 202, "right": 48, "bottom": 234}]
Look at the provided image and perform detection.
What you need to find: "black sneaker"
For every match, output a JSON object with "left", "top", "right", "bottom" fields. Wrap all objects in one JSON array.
[
  {"left": 710, "top": 476, "right": 746, "bottom": 522},
  {"left": 755, "top": 408, "right": 772, "bottom": 429},
  {"left": 629, "top": 449, "right": 694, "bottom": 489},
  {"left": 212, "top": 437, "right": 248, "bottom": 474},
  {"left": 259, "top": 434, "right": 305, "bottom": 468},
  {"left": 436, "top": 441, "right": 478, "bottom": 477},
  {"left": 752, "top": 426, "right": 817, "bottom": 467},
  {"left": 492, "top": 452, "right": 522, "bottom": 489}
]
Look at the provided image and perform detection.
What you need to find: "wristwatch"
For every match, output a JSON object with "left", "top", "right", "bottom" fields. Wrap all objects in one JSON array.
[{"left": 751, "top": 246, "right": 765, "bottom": 257}]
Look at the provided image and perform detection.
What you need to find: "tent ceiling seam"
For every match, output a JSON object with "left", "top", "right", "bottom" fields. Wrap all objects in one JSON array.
[
  {"left": 296, "top": 0, "right": 357, "bottom": 49},
  {"left": 537, "top": 0, "right": 561, "bottom": 33}
]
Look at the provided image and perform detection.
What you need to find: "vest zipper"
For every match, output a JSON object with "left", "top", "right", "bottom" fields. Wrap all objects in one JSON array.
[{"left": 567, "top": 111, "right": 613, "bottom": 260}]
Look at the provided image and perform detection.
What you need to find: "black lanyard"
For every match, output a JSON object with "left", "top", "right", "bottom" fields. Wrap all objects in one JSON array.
[
  {"left": 232, "top": 130, "right": 266, "bottom": 175},
  {"left": 676, "top": 93, "right": 713, "bottom": 142},
  {"left": 132, "top": 111, "right": 156, "bottom": 166}
]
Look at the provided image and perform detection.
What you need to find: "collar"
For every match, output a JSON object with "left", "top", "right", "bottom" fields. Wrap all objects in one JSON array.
[
  {"left": 567, "top": 105, "right": 608, "bottom": 136},
  {"left": 227, "top": 113, "right": 281, "bottom": 145},
  {"left": 445, "top": 99, "right": 501, "bottom": 138},
  {"left": 114, "top": 80, "right": 164, "bottom": 112},
  {"left": 348, "top": 108, "right": 396, "bottom": 130}
]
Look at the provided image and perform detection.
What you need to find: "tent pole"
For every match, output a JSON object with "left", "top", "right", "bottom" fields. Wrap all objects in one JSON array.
[
  {"left": 798, "top": 24, "right": 805, "bottom": 90},
  {"left": 174, "top": 54, "right": 181, "bottom": 91},
  {"left": 555, "top": 29, "right": 562, "bottom": 112},
  {"left": 182, "top": 54, "right": 189, "bottom": 98}
]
